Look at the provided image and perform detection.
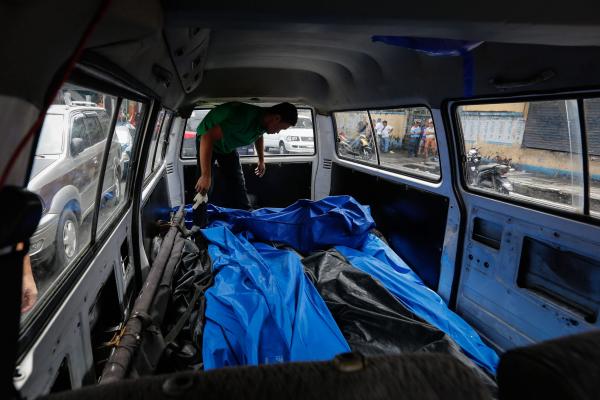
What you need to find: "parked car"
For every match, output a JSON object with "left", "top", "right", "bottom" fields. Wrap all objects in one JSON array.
[
  {"left": 237, "top": 144, "right": 255, "bottom": 155},
  {"left": 264, "top": 115, "right": 314, "bottom": 154},
  {"left": 27, "top": 104, "right": 123, "bottom": 270}
]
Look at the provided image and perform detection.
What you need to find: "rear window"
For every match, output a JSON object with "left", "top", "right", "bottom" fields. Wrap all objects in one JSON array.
[
  {"left": 181, "top": 107, "right": 315, "bottom": 159},
  {"left": 36, "top": 114, "right": 64, "bottom": 155}
]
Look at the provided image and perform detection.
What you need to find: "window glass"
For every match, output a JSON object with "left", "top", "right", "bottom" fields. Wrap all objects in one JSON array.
[
  {"left": 24, "top": 84, "right": 116, "bottom": 320},
  {"left": 144, "top": 109, "right": 165, "bottom": 179},
  {"left": 96, "top": 99, "right": 145, "bottom": 234},
  {"left": 583, "top": 99, "right": 600, "bottom": 217},
  {"left": 83, "top": 114, "right": 102, "bottom": 145},
  {"left": 370, "top": 107, "right": 440, "bottom": 180},
  {"left": 457, "top": 100, "right": 584, "bottom": 212},
  {"left": 35, "top": 115, "right": 63, "bottom": 155},
  {"left": 333, "top": 111, "right": 377, "bottom": 165},
  {"left": 181, "top": 107, "right": 315, "bottom": 159},
  {"left": 263, "top": 109, "right": 314, "bottom": 155},
  {"left": 153, "top": 112, "right": 172, "bottom": 170},
  {"left": 181, "top": 109, "right": 208, "bottom": 159}
]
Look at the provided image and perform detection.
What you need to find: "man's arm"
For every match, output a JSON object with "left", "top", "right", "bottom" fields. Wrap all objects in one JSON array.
[
  {"left": 254, "top": 136, "right": 266, "bottom": 177},
  {"left": 195, "top": 125, "right": 223, "bottom": 194}
]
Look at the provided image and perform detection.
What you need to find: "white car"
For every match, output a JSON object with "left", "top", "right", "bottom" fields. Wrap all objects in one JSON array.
[{"left": 264, "top": 115, "right": 315, "bottom": 154}]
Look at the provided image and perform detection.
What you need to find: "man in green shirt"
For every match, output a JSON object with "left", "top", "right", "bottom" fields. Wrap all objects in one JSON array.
[{"left": 195, "top": 102, "right": 298, "bottom": 211}]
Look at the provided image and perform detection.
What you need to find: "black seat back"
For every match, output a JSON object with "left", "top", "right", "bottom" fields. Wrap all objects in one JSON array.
[{"left": 498, "top": 330, "right": 600, "bottom": 400}]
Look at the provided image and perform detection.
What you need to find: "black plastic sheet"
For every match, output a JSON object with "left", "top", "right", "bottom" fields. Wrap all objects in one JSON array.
[
  {"left": 302, "top": 249, "right": 496, "bottom": 389},
  {"left": 158, "top": 238, "right": 213, "bottom": 372}
]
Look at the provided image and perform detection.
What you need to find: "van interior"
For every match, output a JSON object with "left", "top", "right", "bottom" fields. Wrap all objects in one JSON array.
[{"left": 2, "top": 1, "right": 600, "bottom": 399}]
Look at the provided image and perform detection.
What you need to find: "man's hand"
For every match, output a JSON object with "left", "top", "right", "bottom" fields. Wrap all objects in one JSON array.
[
  {"left": 195, "top": 175, "right": 211, "bottom": 194},
  {"left": 255, "top": 161, "right": 266, "bottom": 177}
]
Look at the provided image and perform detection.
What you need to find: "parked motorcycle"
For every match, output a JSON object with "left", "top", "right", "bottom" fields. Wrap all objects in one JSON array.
[
  {"left": 466, "top": 147, "right": 513, "bottom": 195},
  {"left": 339, "top": 134, "right": 374, "bottom": 161}
]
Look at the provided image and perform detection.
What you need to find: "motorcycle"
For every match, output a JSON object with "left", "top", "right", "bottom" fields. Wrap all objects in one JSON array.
[
  {"left": 466, "top": 147, "right": 513, "bottom": 195},
  {"left": 339, "top": 134, "right": 374, "bottom": 161}
]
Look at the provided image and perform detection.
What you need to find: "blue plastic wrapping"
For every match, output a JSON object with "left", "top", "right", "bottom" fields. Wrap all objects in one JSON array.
[
  {"left": 201, "top": 225, "right": 350, "bottom": 369},
  {"left": 200, "top": 195, "right": 498, "bottom": 374},
  {"left": 206, "top": 196, "right": 375, "bottom": 254}
]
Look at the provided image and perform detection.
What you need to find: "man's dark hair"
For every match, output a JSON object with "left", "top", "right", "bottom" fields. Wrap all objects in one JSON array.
[{"left": 268, "top": 102, "right": 298, "bottom": 125}]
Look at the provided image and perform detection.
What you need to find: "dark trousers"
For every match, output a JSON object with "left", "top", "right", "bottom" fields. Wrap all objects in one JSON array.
[{"left": 195, "top": 143, "right": 251, "bottom": 212}]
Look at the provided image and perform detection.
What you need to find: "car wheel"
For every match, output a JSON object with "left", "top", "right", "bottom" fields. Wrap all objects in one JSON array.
[
  {"left": 279, "top": 142, "right": 287, "bottom": 154},
  {"left": 56, "top": 208, "right": 78, "bottom": 267}
]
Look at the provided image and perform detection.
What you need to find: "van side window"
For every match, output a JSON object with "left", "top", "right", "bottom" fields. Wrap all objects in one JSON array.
[
  {"left": 583, "top": 99, "right": 600, "bottom": 217},
  {"left": 371, "top": 108, "right": 440, "bottom": 180},
  {"left": 334, "top": 107, "right": 441, "bottom": 180},
  {"left": 153, "top": 111, "right": 172, "bottom": 170},
  {"left": 144, "top": 108, "right": 166, "bottom": 180},
  {"left": 333, "top": 111, "right": 378, "bottom": 166},
  {"left": 457, "top": 100, "right": 585, "bottom": 212},
  {"left": 96, "top": 98, "right": 145, "bottom": 234},
  {"left": 24, "top": 84, "right": 117, "bottom": 321}
]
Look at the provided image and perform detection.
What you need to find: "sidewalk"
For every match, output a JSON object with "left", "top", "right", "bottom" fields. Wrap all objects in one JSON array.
[{"left": 507, "top": 169, "right": 600, "bottom": 209}]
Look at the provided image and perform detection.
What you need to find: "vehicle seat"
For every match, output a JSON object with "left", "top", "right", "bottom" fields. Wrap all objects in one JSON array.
[
  {"left": 43, "top": 352, "right": 493, "bottom": 400},
  {"left": 498, "top": 330, "right": 600, "bottom": 400}
]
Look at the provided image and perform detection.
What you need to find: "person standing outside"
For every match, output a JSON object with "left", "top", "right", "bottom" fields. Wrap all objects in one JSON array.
[
  {"left": 381, "top": 120, "right": 393, "bottom": 154},
  {"left": 408, "top": 119, "right": 422, "bottom": 157},
  {"left": 374, "top": 118, "right": 384, "bottom": 151},
  {"left": 195, "top": 102, "right": 298, "bottom": 211},
  {"left": 423, "top": 118, "right": 437, "bottom": 160}
]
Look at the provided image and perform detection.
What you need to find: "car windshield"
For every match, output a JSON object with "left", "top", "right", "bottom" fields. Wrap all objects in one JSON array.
[{"left": 35, "top": 114, "right": 64, "bottom": 155}]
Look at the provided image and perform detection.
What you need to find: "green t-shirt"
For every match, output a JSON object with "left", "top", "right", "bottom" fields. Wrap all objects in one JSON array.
[{"left": 196, "top": 102, "right": 265, "bottom": 154}]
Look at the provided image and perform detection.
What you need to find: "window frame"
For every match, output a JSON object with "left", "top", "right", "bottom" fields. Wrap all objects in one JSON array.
[
  {"left": 450, "top": 91, "right": 600, "bottom": 226},
  {"left": 19, "top": 77, "right": 151, "bottom": 354},
  {"left": 179, "top": 106, "right": 317, "bottom": 160},
  {"left": 152, "top": 110, "right": 173, "bottom": 170},
  {"left": 332, "top": 104, "right": 442, "bottom": 183},
  {"left": 143, "top": 108, "right": 166, "bottom": 181}
]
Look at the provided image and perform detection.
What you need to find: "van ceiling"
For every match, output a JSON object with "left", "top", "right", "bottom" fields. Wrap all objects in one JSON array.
[{"left": 3, "top": 0, "right": 600, "bottom": 112}]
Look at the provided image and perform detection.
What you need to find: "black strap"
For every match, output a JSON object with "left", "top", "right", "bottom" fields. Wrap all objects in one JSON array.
[{"left": 164, "top": 287, "right": 201, "bottom": 344}]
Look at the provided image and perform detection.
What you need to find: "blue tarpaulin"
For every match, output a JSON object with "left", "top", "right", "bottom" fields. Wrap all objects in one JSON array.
[
  {"left": 201, "top": 225, "right": 350, "bottom": 369},
  {"left": 200, "top": 195, "right": 498, "bottom": 374},
  {"left": 206, "top": 196, "right": 375, "bottom": 254}
]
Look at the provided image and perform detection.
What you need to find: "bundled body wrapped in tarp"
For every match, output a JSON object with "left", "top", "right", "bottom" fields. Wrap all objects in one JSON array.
[
  {"left": 162, "top": 196, "right": 498, "bottom": 386},
  {"left": 193, "top": 195, "right": 499, "bottom": 377}
]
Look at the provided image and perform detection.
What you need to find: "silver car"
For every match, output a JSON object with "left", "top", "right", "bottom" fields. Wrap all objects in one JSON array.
[{"left": 27, "top": 104, "right": 123, "bottom": 271}]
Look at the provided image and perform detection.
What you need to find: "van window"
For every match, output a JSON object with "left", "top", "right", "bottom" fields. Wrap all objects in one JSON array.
[
  {"left": 181, "top": 109, "right": 208, "bottom": 159},
  {"left": 583, "top": 99, "right": 600, "bottom": 217},
  {"left": 153, "top": 111, "right": 172, "bottom": 170},
  {"left": 181, "top": 108, "right": 315, "bottom": 159},
  {"left": 333, "top": 111, "right": 378, "bottom": 166},
  {"left": 96, "top": 99, "right": 145, "bottom": 234},
  {"left": 457, "top": 100, "right": 585, "bottom": 212},
  {"left": 145, "top": 108, "right": 166, "bottom": 180},
  {"left": 24, "top": 84, "right": 117, "bottom": 320},
  {"left": 370, "top": 107, "right": 440, "bottom": 180}
]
